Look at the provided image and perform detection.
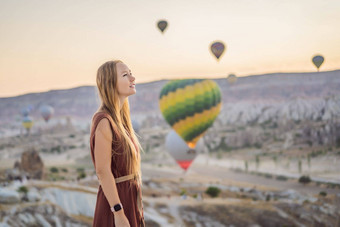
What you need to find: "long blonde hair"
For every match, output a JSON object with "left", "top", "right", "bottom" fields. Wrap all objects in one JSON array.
[{"left": 96, "top": 60, "right": 142, "bottom": 186}]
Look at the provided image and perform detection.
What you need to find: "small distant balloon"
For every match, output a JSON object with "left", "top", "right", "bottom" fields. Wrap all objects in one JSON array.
[
  {"left": 227, "top": 74, "right": 237, "bottom": 84},
  {"left": 21, "top": 108, "right": 30, "bottom": 117},
  {"left": 312, "top": 55, "right": 324, "bottom": 72},
  {"left": 22, "top": 116, "right": 33, "bottom": 130},
  {"left": 157, "top": 20, "right": 168, "bottom": 33},
  {"left": 40, "top": 105, "right": 54, "bottom": 122},
  {"left": 21, "top": 105, "right": 33, "bottom": 117},
  {"left": 210, "top": 41, "right": 226, "bottom": 61}
]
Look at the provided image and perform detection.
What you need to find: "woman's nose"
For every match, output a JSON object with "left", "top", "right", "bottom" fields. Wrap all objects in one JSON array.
[{"left": 130, "top": 75, "right": 135, "bottom": 82}]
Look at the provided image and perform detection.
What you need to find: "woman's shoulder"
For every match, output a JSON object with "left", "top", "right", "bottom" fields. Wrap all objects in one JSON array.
[
  {"left": 95, "top": 118, "right": 114, "bottom": 143},
  {"left": 92, "top": 110, "right": 110, "bottom": 119},
  {"left": 96, "top": 117, "right": 111, "bottom": 133},
  {"left": 92, "top": 111, "right": 113, "bottom": 125},
  {"left": 92, "top": 111, "right": 119, "bottom": 137}
]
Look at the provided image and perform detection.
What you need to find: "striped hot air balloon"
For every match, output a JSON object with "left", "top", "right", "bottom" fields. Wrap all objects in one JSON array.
[
  {"left": 39, "top": 105, "right": 54, "bottom": 122},
  {"left": 159, "top": 79, "right": 222, "bottom": 149},
  {"left": 22, "top": 116, "right": 33, "bottom": 130},
  {"left": 22, "top": 116, "right": 33, "bottom": 135}
]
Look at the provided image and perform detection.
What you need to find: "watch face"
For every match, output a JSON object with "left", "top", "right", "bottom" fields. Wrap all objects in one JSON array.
[{"left": 114, "top": 204, "right": 122, "bottom": 212}]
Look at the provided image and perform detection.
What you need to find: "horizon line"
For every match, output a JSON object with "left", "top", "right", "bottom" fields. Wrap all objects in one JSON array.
[{"left": 1, "top": 68, "right": 339, "bottom": 99}]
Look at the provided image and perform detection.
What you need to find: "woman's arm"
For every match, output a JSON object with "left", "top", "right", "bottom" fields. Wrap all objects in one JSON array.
[{"left": 94, "top": 118, "right": 129, "bottom": 225}]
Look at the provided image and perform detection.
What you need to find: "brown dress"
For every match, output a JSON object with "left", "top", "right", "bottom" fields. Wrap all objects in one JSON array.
[{"left": 90, "top": 111, "right": 145, "bottom": 227}]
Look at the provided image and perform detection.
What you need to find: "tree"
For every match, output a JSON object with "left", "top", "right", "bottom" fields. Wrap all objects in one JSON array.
[
  {"left": 205, "top": 186, "right": 221, "bottom": 198},
  {"left": 298, "top": 175, "right": 311, "bottom": 185}
]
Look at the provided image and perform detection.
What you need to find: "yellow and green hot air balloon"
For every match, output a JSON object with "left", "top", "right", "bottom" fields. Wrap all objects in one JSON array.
[
  {"left": 159, "top": 79, "right": 222, "bottom": 149},
  {"left": 22, "top": 116, "right": 33, "bottom": 134}
]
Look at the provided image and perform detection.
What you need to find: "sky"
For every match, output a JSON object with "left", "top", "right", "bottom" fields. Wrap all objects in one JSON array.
[{"left": 0, "top": 0, "right": 339, "bottom": 97}]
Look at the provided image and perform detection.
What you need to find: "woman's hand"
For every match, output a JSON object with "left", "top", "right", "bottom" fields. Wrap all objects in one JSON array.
[{"left": 114, "top": 210, "right": 130, "bottom": 227}]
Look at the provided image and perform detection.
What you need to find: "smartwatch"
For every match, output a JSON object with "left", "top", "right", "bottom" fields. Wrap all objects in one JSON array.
[{"left": 111, "top": 203, "right": 123, "bottom": 212}]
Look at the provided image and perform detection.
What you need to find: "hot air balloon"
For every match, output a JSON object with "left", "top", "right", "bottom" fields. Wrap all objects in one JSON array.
[
  {"left": 227, "top": 74, "right": 237, "bottom": 84},
  {"left": 165, "top": 129, "right": 205, "bottom": 170},
  {"left": 210, "top": 41, "right": 226, "bottom": 61},
  {"left": 312, "top": 55, "right": 324, "bottom": 72},
  {"left": 159, "top": 79, "right": 222, "bottom": 149},
  {"left": 21, "top": 104, "right": 33, "bottom": 117},
  {"left": 22, "top": 116, "right": 33, "bottom": 133},
  {"left": 157, "top": 20, "right": 168, "bottom": 33},
  {"left": 21, "top": 108, "right": 30, "bottom": 117},
  {"left": 40, "top": 105, "right": 54, "bottom": 122}
]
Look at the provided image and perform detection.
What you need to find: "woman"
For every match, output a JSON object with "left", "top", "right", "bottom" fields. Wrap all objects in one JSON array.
[{"left": 90, "top": 60, "right": 144, "bottom": 227}]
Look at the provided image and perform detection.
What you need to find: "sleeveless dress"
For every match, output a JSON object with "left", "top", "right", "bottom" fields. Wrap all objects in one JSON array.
[{"left": 90, "top": 112, "right": 145, "bottom": 227}]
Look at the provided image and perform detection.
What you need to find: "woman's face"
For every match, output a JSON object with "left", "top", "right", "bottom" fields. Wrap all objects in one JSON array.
[{"left": 116, "top": 62, "right": 136, "bottom": 98}]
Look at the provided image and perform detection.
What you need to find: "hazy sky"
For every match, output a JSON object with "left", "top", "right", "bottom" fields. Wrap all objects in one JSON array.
[{"left": 0, "top": 0, "right": 339, "bottom": 97}]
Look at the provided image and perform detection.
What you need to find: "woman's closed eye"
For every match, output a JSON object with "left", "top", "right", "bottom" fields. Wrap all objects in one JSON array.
[{"left": 123, "top": 73, "right": 132, "bottom": 77}]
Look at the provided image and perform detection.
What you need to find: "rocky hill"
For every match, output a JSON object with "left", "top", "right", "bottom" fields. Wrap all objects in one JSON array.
[
  {"left": 0, "top": 70, "right": 339, "bottom": 124},
  {"left": 1, "top": 70, "right": 339, "bottom": 151}
]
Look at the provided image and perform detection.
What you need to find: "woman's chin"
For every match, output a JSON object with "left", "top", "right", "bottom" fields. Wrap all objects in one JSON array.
[{"left": 129, "top": 90, "right": 136, "bottom": 96}]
